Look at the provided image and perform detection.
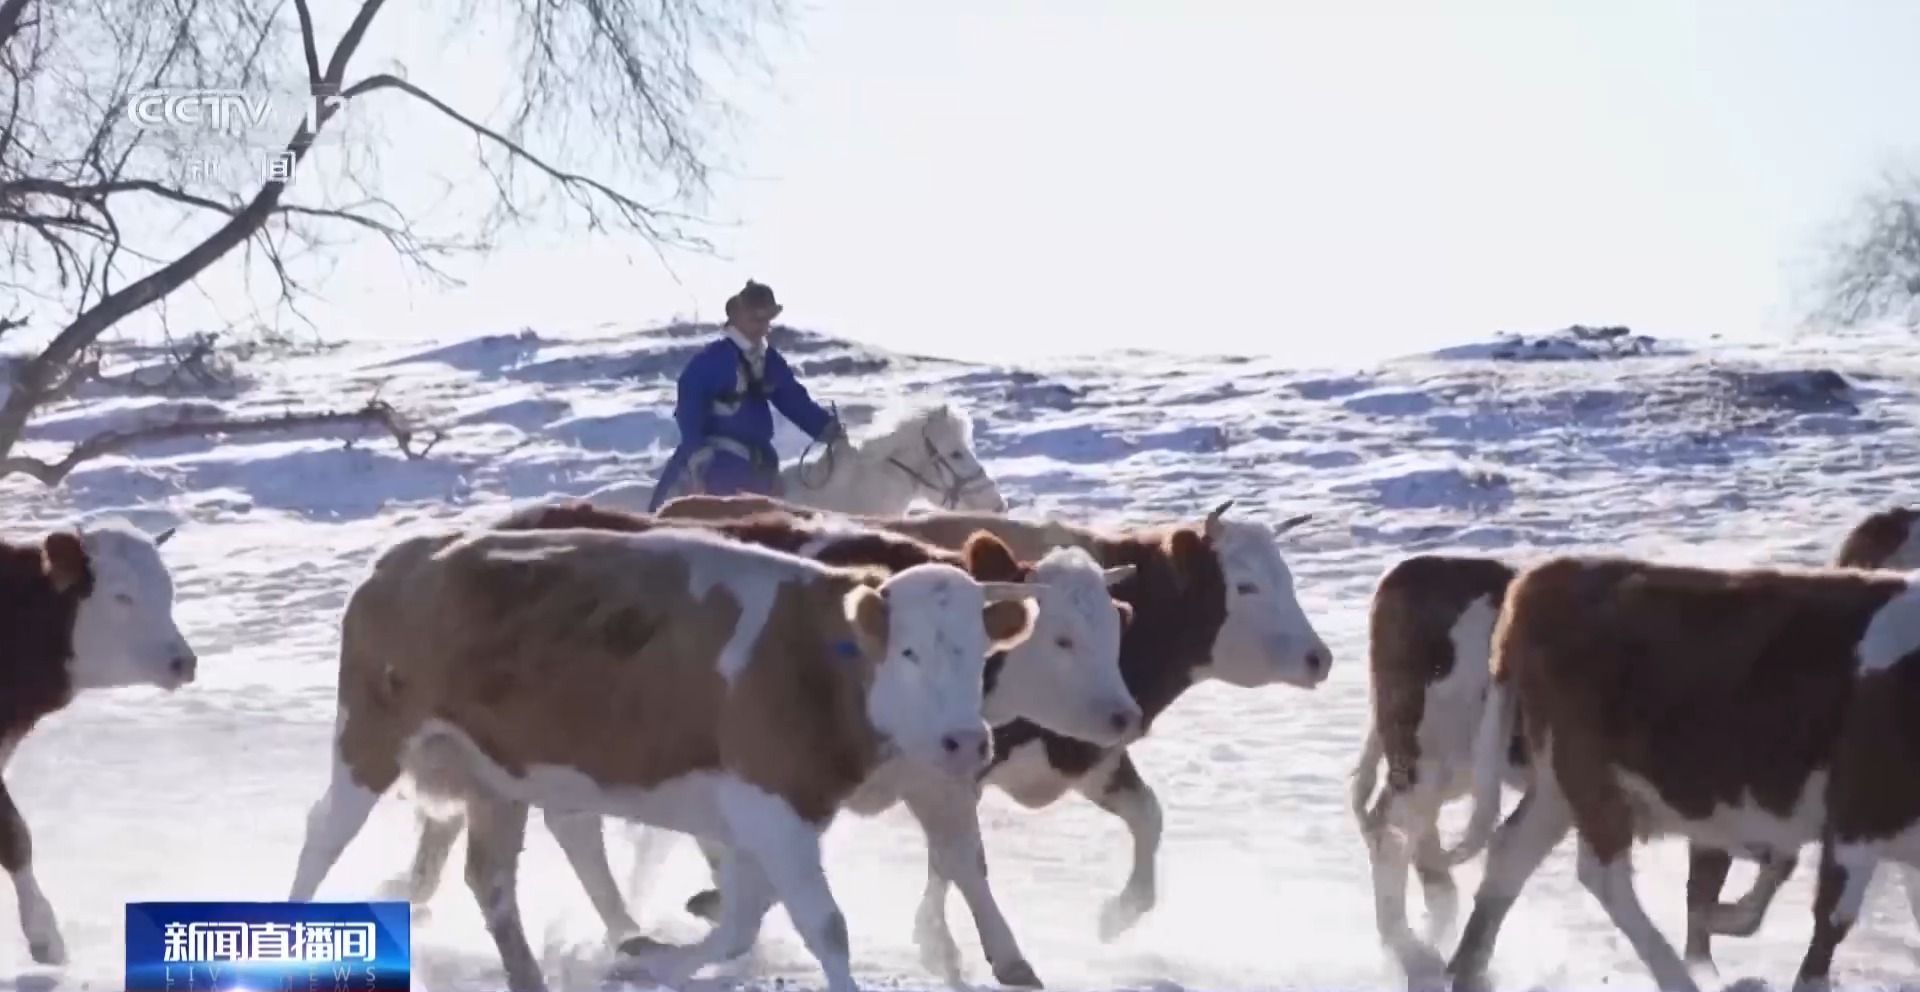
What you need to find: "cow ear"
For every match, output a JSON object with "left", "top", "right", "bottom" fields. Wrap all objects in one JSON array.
[
  {"left": 961, "top": 531, "right": 1023, "bottom": 583},
  {"left": 843, "top": 585, "right": 891, "bottom": 658},
  {"left": 982, "top": 597, "right": 1038, "bottom": 653},
  {"left": 1162, "top": 528, "right": 1208, "bottom": 590},
  {"left": 1113, "top": 600, "right": 1134, "bottom": 630},
  {"left": 42, "top": 531, "right": 89, "bottom": 594}
]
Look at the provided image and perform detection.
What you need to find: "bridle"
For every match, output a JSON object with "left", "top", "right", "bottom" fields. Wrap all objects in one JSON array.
[
  {"left": 883, "top": 431, "right": 995, "bottom": 510},
  {"left": 792, "top": 411, "right": 995, "bottom": 509}
]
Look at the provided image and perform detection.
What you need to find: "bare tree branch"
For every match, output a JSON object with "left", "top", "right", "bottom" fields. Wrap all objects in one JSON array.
[
  {"left": 1812, "top": 165, "right": 1920, "bottom": 331},
  {"left": 0, "top": 396, "right": 442, "bottom": 485},
  {"left": 1, "top": 0, "right": 787, "bottom": 485}
]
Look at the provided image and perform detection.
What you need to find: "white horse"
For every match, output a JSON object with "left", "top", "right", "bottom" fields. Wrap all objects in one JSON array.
[{"left": 585, "top": 401, "right": 1008, "bottom": 515}]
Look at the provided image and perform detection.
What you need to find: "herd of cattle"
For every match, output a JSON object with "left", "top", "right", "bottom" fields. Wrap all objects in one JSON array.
[{"left": 1, "top": 490, "right": 1918, "bottom": 992}]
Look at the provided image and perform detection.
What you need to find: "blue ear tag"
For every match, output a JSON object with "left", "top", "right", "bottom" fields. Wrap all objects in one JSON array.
[{"left": 831, "top": 639, "right": 862, "bottom": 662}]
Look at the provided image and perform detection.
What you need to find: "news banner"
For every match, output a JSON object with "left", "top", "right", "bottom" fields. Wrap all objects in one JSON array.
[{"left": 124, "top": 901, "right": 410, "bottom": 991}]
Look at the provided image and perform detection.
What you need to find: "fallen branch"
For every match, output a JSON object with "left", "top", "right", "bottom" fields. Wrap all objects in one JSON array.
[{"left": 0, "top": 397, "right": 443, "bottom": 485}]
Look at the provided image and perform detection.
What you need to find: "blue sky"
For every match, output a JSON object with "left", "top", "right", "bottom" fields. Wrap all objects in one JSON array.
[{"left": 118, "top": 1, "right": 1920, "bottom": 367}]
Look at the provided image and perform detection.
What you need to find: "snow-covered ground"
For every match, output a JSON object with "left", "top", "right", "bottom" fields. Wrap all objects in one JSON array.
[{"left": 2, "top": 320, "right": 1918, "bottom": 991}]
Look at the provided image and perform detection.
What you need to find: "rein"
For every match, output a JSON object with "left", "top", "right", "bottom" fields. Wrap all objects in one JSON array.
[
  {"left": 884, "top": 435, "right": 992, "bottom": 510},
  {"left": 791, "top": 409, "right": 991, "bottom": 509}
]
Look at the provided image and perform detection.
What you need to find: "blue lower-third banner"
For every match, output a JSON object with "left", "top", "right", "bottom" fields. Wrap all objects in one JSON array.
[{"left": 125, "top": 900, "right": 410, "bottom": 991}]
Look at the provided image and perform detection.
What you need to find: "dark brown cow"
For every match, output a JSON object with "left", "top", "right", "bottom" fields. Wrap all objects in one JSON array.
[
  {"left": 0, "top": 521, "right": 194, "bottom": 965},
  {"left": 1443, "top": 555, "right": 1920, "bottom": 992}
]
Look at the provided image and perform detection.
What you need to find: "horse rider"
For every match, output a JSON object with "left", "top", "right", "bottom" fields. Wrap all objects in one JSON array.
[{"left": 648, "top": 280, "right": 847, "bottom": 511}]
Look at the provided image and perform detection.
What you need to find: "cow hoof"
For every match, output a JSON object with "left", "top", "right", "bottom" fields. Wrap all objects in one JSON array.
[
  {"left": 913, "top": 926, "right": 962, "bottom": 983},
  {"left": 1447, "top": 968, "right": 1492, "bottom": 992},
  {"left": 617, "top": 934, "right": 676, "bottom": 958},
  {"left": 993, "top": 958, "right": 1044, "bottom": 988},
  {"left": 1096, "top": 894, "right": 1148, "bottom": 942},
  {"left": 28, "top": 934, "right": 67, "bottom": 966},
  {"left": 1393, "top": 942, "right": 1446, "bottom": 985},
  {"left": 684, "top": 889, "right": 721, "bottom": 923}
]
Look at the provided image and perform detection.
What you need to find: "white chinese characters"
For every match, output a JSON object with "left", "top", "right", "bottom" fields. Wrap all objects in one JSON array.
[{"left": 160, "top": 921, "right": 376, "bottom": 964}]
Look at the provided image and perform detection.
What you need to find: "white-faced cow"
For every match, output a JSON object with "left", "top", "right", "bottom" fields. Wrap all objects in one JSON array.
[
  {"left": 1351, "top": 506, "right": 1920, "bottom": 979},
  {"left": 657, "top": 494, "right": 1332, "bottom": 983},
  {"left": 1441, "top": 554, "right": 1920, "bottom": 992},
  {"left": 381, "top": 500, "right": 1137, "bottom": 987},
  {"left": 0, "top": 520, "right": 195, "bottom": 965},
  {"left": 286, "top": 524, "right": 1040, "bottom": 992}
]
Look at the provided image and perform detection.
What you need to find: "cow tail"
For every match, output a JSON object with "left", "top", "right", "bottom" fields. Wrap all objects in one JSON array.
[
  {"left": 1437, "top": 679, "right": 1518, "bottom": 866},
  {"left": 1349, "top": 728, "right": 1385, "bottom": 825}
]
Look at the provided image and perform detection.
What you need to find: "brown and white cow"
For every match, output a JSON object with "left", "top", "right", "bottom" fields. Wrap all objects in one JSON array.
[
  {"left": 0, "top": 520, "right": 195, "bottom": 965},
  {"left": 1442, "top": 554, "right": 1920, "bottom": 992},
  {"left": 1677, "top": 505, "right": 1920, "bottom": 968},
  {"left": 1348, "top": 554, "right": 1519, "bottom": 975},
  {"left": 1351, "top": 506, "right": 1920, "bottom": 978},
  {"left": 382, "top": 500, "right": 1138, "bottom": 987},
  {"left": 286, "top": 523, "right": 1040, "bottom": 992},
  {"left": 659, "top": 494, "right": 1332, "bottom": 977}
]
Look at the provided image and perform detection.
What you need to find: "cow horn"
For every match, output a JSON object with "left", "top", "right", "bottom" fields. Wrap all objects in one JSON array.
[
  {"left": 1206, "top": 500, "right": 1234, "bottom": 524},
  {"left": 1274, "top": 512, "right": 1313, "bottom": 535},
  {"left": 154, "top": 526, "right": 177, "bottom": 547}
]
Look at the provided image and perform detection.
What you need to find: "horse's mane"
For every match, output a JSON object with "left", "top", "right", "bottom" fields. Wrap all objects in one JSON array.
[{"left": 857, "top": 399, "right": 974, "bottom": 449}]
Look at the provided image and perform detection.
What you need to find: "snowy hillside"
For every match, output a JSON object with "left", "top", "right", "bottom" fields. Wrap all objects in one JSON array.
[{"left": 0, "top": 320, "right": 1916, "bottom": 991}]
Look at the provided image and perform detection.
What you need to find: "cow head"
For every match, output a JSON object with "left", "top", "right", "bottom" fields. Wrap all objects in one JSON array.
[
  {"left": 57, "top": 519, "right": 197, "bottom": 691},
  {"left": 1884, "top": 508, "right": 1920, "bottom": 569},
  {"left": 845, "top": 560, "right": 1037, "bottom": 779},
  {"left": 1171, "top": 501, "right": 1330, "bottom": 689},
  {"left": 961, "top": 534, "right": 1140, "bottom": 744}
]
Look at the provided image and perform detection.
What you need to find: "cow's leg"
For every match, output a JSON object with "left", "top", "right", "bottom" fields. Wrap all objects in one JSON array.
[
  {"left": 717, "top": 781, "right": 858, "bottom": 992},
  {"left": 1903, "top": 862, "right": 1920, "bottom": 935},
  {"left": 683, "top": 833, "right": 728, "bottom": 922},
  {"left": 542, "top": 809, "right": 644, "bottom": 947},
  {"left": 464, "top": 793, "right": 546, "bottom": 992},
  {"left": 1701, "top": 847, "right": 1798, "bottom": 939},
  {"left": 1575, "top": 838, "right": 1696, "bottom": 992},
  {"left": 1446, "top": 788, "right": 1573, "bottom": 992},
  {"left": 1681, "top": 845, "right": 1731, "bottom": 968},
  {"left": 1793, "top": 839, "right": 1877, "bottom": 992},
  {"left": 913, "top": 857, "right": 964, "bottom": 984},
  {"left": 289, "top": 717, "right": 392, "bottom": 903},
  {"left": 376, "top": 808, "right": 465, "bottom": 923},
  {"left": 1363, "top": 780, "right": 1447, "bottom": 980},
  {"left": 0, "top": 777, "right": 62, "bottom": 965},
  {"left": 1413, "top": 825, "right": 1460, "bottom": 945},
  {"left": 628, "top": 841, "right": 776, "bottom": 984},
  {"left": 904, "top": 777, "right": 1040, "bottom": 988},
  {"left": 1072, "top": 751, "right": 1162, "bottom": 941}
]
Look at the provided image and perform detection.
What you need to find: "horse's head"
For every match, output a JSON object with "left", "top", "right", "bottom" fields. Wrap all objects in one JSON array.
[
  {"left": 890, "top": 404, "right": 1005, "bottom": 512},
  {"left": 894, "top": 402, "right": 998, "bottom": 510}
]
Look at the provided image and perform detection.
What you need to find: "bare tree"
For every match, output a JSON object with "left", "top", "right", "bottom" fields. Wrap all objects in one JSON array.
[
  {"left": 0, "top": 0, "right": 781, "bottom": 484},
  {"left": 1811, "top": 165, "right": 1920, "bottom": 333}
]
